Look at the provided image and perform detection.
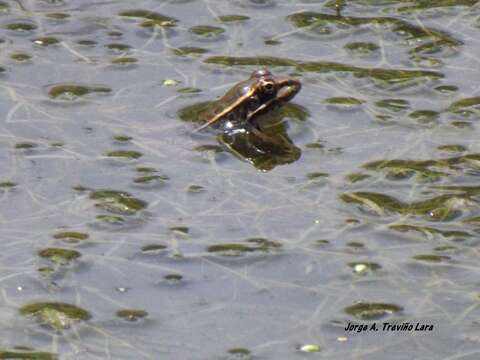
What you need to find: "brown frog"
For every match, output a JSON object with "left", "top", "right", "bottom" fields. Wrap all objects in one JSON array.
[{"left": 196, "top": 69, "right": 301, "bottom": 132}]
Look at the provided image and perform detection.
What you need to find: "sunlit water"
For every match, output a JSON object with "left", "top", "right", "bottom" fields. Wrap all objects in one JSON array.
[{"left": 1, "top": 0, "right": 480, "bottom": 359}]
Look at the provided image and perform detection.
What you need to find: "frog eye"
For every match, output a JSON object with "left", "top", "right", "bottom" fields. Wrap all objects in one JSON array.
[{"left": 261, "top": 81, "right": 276, "bottom": 94}]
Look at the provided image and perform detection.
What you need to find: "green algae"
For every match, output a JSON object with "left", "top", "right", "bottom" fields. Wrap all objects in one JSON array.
[
  {"left": 32, "top": 37, "right": 60, "bottom": 46},
  {"left": 0, "top": 181, "right": 16, "bottom": 188},
  {"left": 136, "top": 167, "right": 157, "bottom": 173},
  {"left": 341, "top": 191, "right": 464, "bottom": 220},
  {"left": 169, "top": 226, "right": 189, "bottom": 234},
  {"left": 53, "top": 231, "right": 89, "bottom": 244},
  {"left": 0, "top": 1, "right": 9, "bottom": 13},
  {"left": 193, "top": 144, "right": 224, "bottom": 153},
  {"left": 204, "top": 56, "right": 297, "bottom": 67},
  {"left": 111, "top": 57, "right": 138, "bottom": 65},
  {"left": 227, "top": 348, "right": 251, "bottom": 357},
  {"left": 189, "top": 25, "right": 225, "bottom": 38},
  {"left": 113, "top": 135, "right": 132, "bottom": 142},
  {"left": 398, "top": 0, "right": 479, "bottom": 12},
  {"left": 187, "top": 185, "right": 205, "bottom": 193},
  {"left": 108, "top": 31, "right": 123, "bottom": 37},
  {"left": 324, "top": 97, "right": 363, "bottom": 106},
  {"left": 173, "top": 47, "right": 208, "bottom": 57},
  {"left": 5, "top": 22, "right": 37, "bottom": 32},
  {"left": 450, "top": 121, "right": 472, "bottom": 128},
  {"left": 448, "top": 97, "right": 480, "bottom": 112},
  {"left": 19, "top": 302, "right": 91, "bottom": 330},
  {"left": 106, "top": 150, "right": 143, "bottom": 159},
  {"left": 133, "top": 175, "right": 168, "bottom": 184},
  {"left": 10, "top": 53, "right": 32, "bottom": 62},
  {"left": 15, "top": 143, "right": 37, "bottom": 149},
  {"left": 413, "top": 254, "right": 451, "bottom": 263},
  {"left": 90, "top": 190, "right": 147, "bottom": 215},
  {"left": 105, "top": 43, "right": 131, "bottom": 52},
  {"left": 344, "top": 302, "right": 403, "bottom": 320},
  {"left": 45, "top": 13, "right": 70, "bottom": 20},
  {"left": 38, "top": 248, "right": 81, "bottom": 265},
  {"left": 218, "top": 15, "right": 250, "bottom": 22},
  {"left": 408, "top": 110, "right": 440, "bottom": 124},
  {"left": 0, "top": 349, "right": 58, "bottom": 360},
  {"left": 306, "top": 172, "right": 329, "bottom": 180},
  {"left": 346, "top": 173, "right": 371, "bottom": 183},
  {"left": 116, "top": 309, "right": 148, "bottom": 321},
  {"left": 344, "top": 42, "right": 379, "bottom": 53},
  {"left": 204, "top": 56, "right": 442, "bottom": 85},
  {"left": 77, "top": 40, "right": 96, "bottom": 46},
  {"left": 208, "top": 238, "right": 281, "bottom": 256},
  {"left": 119, "top": 9, "right": 178, "bottom": 28},
  {"left": 96, "top": 215, "right": 125, "bottom": 224},
  {"left": 177, "top": 87, "right": 201, "bottom": 94},
  {"left": 375, "top": 99, "right": 410, "bottom": 112},
  {"left": 435, "top": 85, "right": 458, "bottom": 94},
  {"left": 389, "top": 224, "right": 471, "bottom": 239},
  {"left": 48, "top": 84, "right": 111, "bottom": 101},
  {"left": 437, "top": 144, "right": 467, "bottom": 153},
  {"left": 141, "top": 244, "right": 167, "bottom": 253}
]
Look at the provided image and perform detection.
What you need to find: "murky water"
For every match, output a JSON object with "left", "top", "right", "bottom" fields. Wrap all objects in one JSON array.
[{"left": 1, "top": 0, "right": 480, "bottom": 359}]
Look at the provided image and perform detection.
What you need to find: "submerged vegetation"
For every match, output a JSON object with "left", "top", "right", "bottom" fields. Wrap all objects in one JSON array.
[{"left": 2, "top": 0, "right": 480, "bottom": 358}]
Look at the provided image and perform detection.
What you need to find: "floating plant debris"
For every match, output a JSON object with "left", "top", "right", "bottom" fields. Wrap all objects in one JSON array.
[
  {"left": 344, "top": 302, "right": 403, "bottom": 320},
  {"left": 189, "top": 25, "right": 225, "bottom": 37},
  {"left": 0, "top": 349, "right": 58, "bottom": 360},
  {"left": 90, "top": 190, "right": 147, "bottom": 215},
  {"left": 116, "top": 309, "right": 148, "bottom": 322},
  {"left": 173, "top": 47, "right": 208, "bottom": 57},
  {"left": 218, "top": 15, "right": 250, "bottom": 22},
  {"left": 38, "top": 248, "right": 81, "bottom": 265},
  {"left": 106, "top": 150, "right": 143, "bottom": 159},
  {"left": 19, "top": 302, "right": 91, "bottom": 330},
  {"left": 53, "top": 231, "right": 89, "bottom": 244},
  {"left": 207, "top": 238, "right": 281, "bottom": 256},
  {"left": 47, "top": 84, "right": 111, "bottom": 101},
  {"left": 119, "top": 9, "right": 178, "bottom": 28}
]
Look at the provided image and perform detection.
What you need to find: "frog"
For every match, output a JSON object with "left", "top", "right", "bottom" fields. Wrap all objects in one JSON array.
[{"left": 196, "top": 69, "right": 301, "bottom": 133}]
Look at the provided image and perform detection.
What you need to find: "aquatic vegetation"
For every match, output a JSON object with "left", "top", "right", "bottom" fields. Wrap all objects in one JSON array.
[
  {"left": 0, "top": 349, "right": 58, "bottom": 359},
  {"left": 106, "top": 150, "right": 143, "bottom": 159},
  {"left": 116, "top": 309, "right": 148, "bottom": 321},
  {"left": 47, "top": 84, "right": 111, "bottom": 101},
  {"left": 32, "top": 37, "right": 60, "bottom": 46},
  {"left": 341, "top": 191, "right": 465, "bottom": 220},
  {"left": 38, "top": 248, "right": 81, "bottom": 265},
  {"left": 287, "top": 11, "right": 461, "bottom": 58},
  {"left": 53, "top": 231, "right": 89, "bottom": 244},
  {"left": 19, "top": 302, "right": 91, "bottom": 330},
  {"left": 344, "top": 302, "right": 403, "bottom": 320},
  {"left": 90, "top": 190, "right": 147, "bottom": 215},
  {"left": 413, "top": 254, "right": 451, "bottom": 263},
  {"left": 204, "top": 56, "right": 443, "bottom": 86},
  {"left": 10, "top": 52, "right": 32, "bottom": 61},
  {"left": 207, "top": 238, "right": 281, "bottom": 256},
  {"left": 118, "top": 9, "right": 178, "bottom": 28},
  {"left": 173, "top": 47, "right": 208, "bottom": 57},
  {"left": 218, "top": 15, "right": 250, "bottom": 22},
  {"left": 189, "top": 25, "right": 225, "bottom": 38}
]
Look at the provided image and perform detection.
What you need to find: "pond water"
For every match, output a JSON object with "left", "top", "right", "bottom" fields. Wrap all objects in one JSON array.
[{"left": 1, "top": 0, "right": 480, "bottom": 359}]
